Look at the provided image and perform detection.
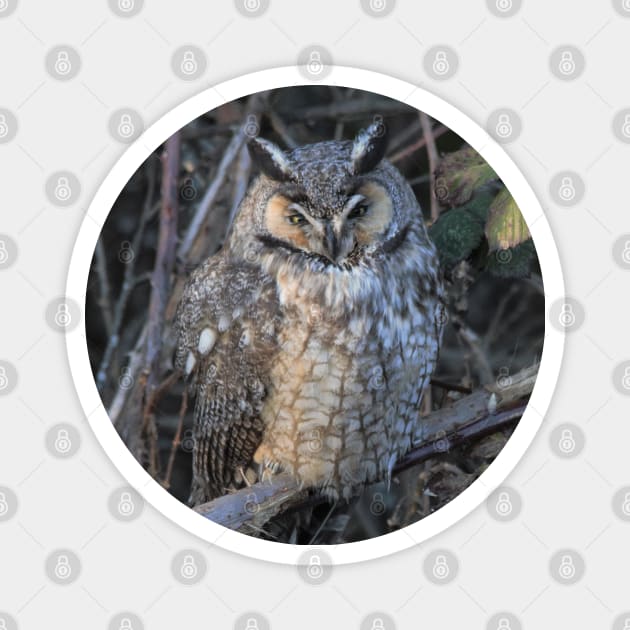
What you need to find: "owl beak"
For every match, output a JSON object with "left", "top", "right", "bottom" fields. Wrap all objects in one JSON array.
[{"left": 323, "top": 222, "right": 340, "bottom": 263}]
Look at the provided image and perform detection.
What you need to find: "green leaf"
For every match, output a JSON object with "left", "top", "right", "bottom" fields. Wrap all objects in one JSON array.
[
  {"left": 429, "top": 192, "right": 494, "bottom": 269},
  {"left": 485, "top": 239, "right": 536, "bottom": 278},
  {"left": 434, "top": 146, "right": 499, "bottom": 207},
  {"left": 485, "top": 188, "right": 530, "bottom": 251}
]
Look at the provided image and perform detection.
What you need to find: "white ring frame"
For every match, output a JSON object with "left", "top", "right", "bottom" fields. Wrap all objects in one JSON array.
[{"left": 66, "top": 66, "right": 564, "bottom": 565}]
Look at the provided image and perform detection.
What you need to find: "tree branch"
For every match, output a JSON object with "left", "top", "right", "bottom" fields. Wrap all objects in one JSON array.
[{"left": 193, "top": 364, "right": 538, "bottom": 533}]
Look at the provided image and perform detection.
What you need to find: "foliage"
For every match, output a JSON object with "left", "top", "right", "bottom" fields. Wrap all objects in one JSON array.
[{"left": 429, "top": 147, "right": 535, "bottom": 278}]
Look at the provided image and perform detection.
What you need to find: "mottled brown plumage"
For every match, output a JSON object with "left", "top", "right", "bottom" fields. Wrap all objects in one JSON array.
[{"left": 174, "top": 122, "right": 444, "bottom": 504}]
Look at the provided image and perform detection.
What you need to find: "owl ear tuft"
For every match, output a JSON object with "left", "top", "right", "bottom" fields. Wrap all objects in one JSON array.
[
  {"left": 248, "top": 137, "right": 295, "bottom": 182},
  {"left": 350, "top": 119, "right": 388, "bottom": 175}
]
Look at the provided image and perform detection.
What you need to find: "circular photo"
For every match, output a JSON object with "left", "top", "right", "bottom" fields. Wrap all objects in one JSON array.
[{"left": 84, "top": 83, "right": 545, "bottom": 546}]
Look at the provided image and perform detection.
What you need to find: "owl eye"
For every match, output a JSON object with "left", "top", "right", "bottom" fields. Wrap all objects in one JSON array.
[
  {"left": 349, "top": 203, "right": 369, "bottom": 219},
  {"left": 287, "top": 213, "right": 306, "bottom": 225}
]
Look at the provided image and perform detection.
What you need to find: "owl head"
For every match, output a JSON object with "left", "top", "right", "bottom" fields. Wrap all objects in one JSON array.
[{"left": 228, "top": 121, "right": 429, "bottom": 272}]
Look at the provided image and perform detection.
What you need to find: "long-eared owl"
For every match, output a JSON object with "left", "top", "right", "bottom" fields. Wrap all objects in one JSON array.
[{"left": 174, "top": 120, "right": 445, "bottom": 504}]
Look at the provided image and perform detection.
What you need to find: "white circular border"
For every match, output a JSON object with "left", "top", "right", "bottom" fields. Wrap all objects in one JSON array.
[{"left": 66, "top": 66, "right": 564, "bottom": 565}]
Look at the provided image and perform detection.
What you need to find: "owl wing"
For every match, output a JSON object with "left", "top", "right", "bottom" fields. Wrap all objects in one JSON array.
[{"left": 173, "top": 253, "right": 281, "bottom": 503}]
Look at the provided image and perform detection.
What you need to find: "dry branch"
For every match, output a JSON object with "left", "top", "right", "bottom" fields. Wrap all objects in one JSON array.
[{"left": 193, "top": 364, "right": 538, "bottom": 533}]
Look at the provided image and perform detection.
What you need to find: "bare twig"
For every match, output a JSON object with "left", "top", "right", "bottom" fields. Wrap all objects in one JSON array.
[
  {"left": 389, "top": 124, "right": 448, "bottom": 164},
  {"left": 268, "top": 111, "right": 299, "bottom": 149},
  {"left": 145, "top": 132, "right": 181, "bottom": 393},
  {"left": 193, "top": 364, "right": 538, "bottom": 532},
  {"left": 97, "top": 159, "right": 157, "bottom": 394},
  {"left": 419, "top": 112, "right": 441, "bottom": 221},
  {"left": 162, "top": 388, "right": 188, "bottom": 489},
  {"left": 94, "top": 239, "right": 113, "bottom": 336},
  {"left": 227, "top": 142, "right": 252, "bottom": 229}
]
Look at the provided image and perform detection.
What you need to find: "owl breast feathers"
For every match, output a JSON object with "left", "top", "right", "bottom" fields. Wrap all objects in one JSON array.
[{"left": 174, "top": 121, "right": 445, "bottom": 504}]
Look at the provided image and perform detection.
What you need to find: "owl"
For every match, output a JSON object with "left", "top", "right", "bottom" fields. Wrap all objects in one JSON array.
[{"left": 174, "top": 120, "right": 445, "bottom": 506}]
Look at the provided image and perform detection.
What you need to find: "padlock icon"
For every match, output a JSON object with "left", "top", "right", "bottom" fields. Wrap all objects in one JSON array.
[
  {"left": 54, "top": 51, "right": 72, "bottom": 76},
  {"left": 0, "top": 114, "right": 8, "bottom": 138},
  {"left": 245, "top": 618, "right": 259, "bottom": 630},
  {"left": 118, "top": 241, "right": 134, "bottom": 263},
  {"left": 372, "top": 113, "right": 386, "bottom": 137},
  {"left": 0, "top": 366, "right": 8, "bottom": 390},
  {"left": 371, "top": 618, "right": 385, "bottom": 630},
  {"left": 244, "top": 0, "right": 261, "bottom": 11},
  {"left": 118, "top": 618, "right": 133, "bottom": 630},
  {"left": 497, "top": 366, "right": 511, "bottom": 389},
  {"left": 371, "top": 492, "right": 385, "bottom": 515},
  {"left": 435, "top": 177, "right": 448, "bottom": 201},
  {"left": 306, "top": 554, "right": 323, "bottom": 580},
  {"left": 558, "top": 51, "right": 575, "bottom": 75},
  {"left": 180, "top": 50, "right": 198, "bottom": 75},
  {"left": 558, "top": 176, "right": 576, "bottom": 201},
  {"left": 180, "top": 555, "right": 198, "bottom": 579},
  {"left": 621, "top": 114, "right": 630, "bottom": 139},
  {"left": 622, "top": 366, "right": 630, "bottom": 390},
  {"left": 119, "top": 366, "right": 134, "bottom": 389},
  {"left": 244, "top": 493, "right": 259, "bottom": 514},
  {"left": 495, "top": 491, "right": 513, "bottom": 516},
  {"left": 180, "top": 178, "right": 196, "bottom": 200},
  {"left": 432, "top": 51, "right": 450, "bottom": 76},
  {"left": 495, "top": 0, "right": 512, "bottom": 11},
  {"left": 558, "top": 429, "right": 575, "bottom": 454},
  {"left": 308, "top": 429, "right": 323, "bottom": 452},
  {"left": 0, "top": 619, "right": 7, "bottom": 630},
  {"left": 0, "top": 491, "right": 8, "bottom": 515},
  {"left": 118, "top": 491, "right": 135, "bottom": 516},
  {"left": 244, "top": 114, "right": 259, "bottom": 138},
  {"left": 307, "top": 50, "right": 324, "bottom": 76},
  {"left": 118, "top": 114, "right": 135, "bottom": 139},
  {"left": 54, "top": 554, "right": 72, "bottom": 579},
  {"left": 118, "top": 0, "right": 134, "bottom": 11},
  {"left": 54, "top": 176, "right": 72, "bottom": 201},
  {"left": 181, "top": 428, "right": 194, "bottom": 452},
  {"left": 0, "top": 0, "right": 8, "bottom": 11},
  {"left": 369, "top": 0, "right": 386, "bottom": 12},
  {"left": 558, "top": 554, "right": 575, "bottom": 579},
  {"left": 54, "top": 428, "right": 72, "bottom": 454},
  {"left": 432, "top": 554, "right": 450, "bottom": 579},
  {"left": 558, "top": 303, "right": 575, "bottom": 327},
  {"left": 54, "top": 302, "right": 72, "bottom": 328},
  {"left": 621, "top": 492, "right": 630, "bottom": 516},
  {"left": 624, "top": 0, "right": 630, "bottom": 11},
  {"left": 495, "top": 114, "right": 513, "bottom": 138},
  {"left": 0, "top": 240, "right": 8, "bottom": 264},
  {"left": 497, "top": 618, "right": 512, "bottom": 630}
]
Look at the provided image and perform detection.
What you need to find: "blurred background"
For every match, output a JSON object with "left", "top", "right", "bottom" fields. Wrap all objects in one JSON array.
[{"left": 85, "top": 86, "right": 544, "bottom": 544}]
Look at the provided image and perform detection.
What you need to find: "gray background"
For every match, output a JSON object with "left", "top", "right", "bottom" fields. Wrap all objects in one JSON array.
[{"left": 0, "top": 0, "right": 629, "bottom": 628}]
